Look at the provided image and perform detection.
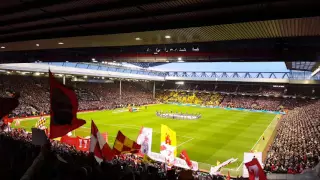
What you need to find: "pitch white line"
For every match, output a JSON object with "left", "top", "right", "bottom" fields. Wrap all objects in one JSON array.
[
  {"left": 235, "top": 115, "right": 280, "bottom": 171},
  {"left": 15, "top": 111, "right": 97, "bottom": 122},
  {"left": 15, "top": 121, "right": 194, "bottom": 139},
  {"left": 177, "top": 138, "right": 194, "bottom": 147},
  {"left": 17, "top": 125, "right": 118, "bottom": 138}
]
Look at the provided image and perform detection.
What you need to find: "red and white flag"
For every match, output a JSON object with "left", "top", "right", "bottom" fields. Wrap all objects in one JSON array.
[
  {"left": 89, "top": 120, "right": 114, "bottom": 163},
  {"left": 101, "top": 132, "right": 108, "bottom": 143},
  {"left": 180, "top": 149, "right": 193, "bottom": 169},
  {"left": 49, "top": 71, "right": 85, "bottom": 139},
  {"left": 227, "top": 171, "right": 230, "bottom": 180},
  {"left": 245, "top": 158, "right": 267, "bottom": 180},
  {"left": 136, "top": 126, "right": 153, "bottom": 155}
]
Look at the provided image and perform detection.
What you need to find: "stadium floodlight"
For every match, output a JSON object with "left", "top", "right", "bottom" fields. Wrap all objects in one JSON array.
[
  {"left": 36, "top": 44, "right": 39, "bottom": 47},
  {"left": 175, "top": 81, "right": 184, "bottom": 85},
  {"left": 165, "top": 35, "right": 171, "bottom": 39},
  {"left": 135, "top": 37, "right": 142, "bottom": 40},
  {"left": 1, "top": 46, "right": 5, "bottom": 49},
  {"left": 58, "top": 42, "right": 64, "bottom": 45}
]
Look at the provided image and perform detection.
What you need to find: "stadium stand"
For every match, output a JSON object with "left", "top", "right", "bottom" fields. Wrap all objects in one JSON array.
[
  {"left": 157, "top": 90, "right": 315, "bottom": 112},
  {"left": 264, "top": 100, "right": 320, "bottom": 174},
  {"left": 0, "top": 74, "right": 319, "bottom": 180},
  {"left": 0, "top": 75, "right": 155, "bottom": 118}
]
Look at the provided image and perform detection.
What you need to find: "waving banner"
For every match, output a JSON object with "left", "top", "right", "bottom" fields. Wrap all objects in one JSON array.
[
  {"left": 60, "top": 133, "right": 107, "bottom": 152},
  {"left": 210, "top": 158, "right": 238, "bottom": 175},
  {"left": 136, "top": 127, "right": 153, "bottom": 155},
  {"left": 161, "top": 124, "right": 177, "bottom": 156},
  {"left": 60, "top": 136, "right": 90, "bottom": 151},
  {"left": 148, "top": 152, "right": 198, "bottom": 171}
]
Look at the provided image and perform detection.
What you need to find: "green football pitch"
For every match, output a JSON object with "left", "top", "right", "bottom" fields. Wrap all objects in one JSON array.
[{"left": 12, "top": 104, "right": 278, "bottom": 174}]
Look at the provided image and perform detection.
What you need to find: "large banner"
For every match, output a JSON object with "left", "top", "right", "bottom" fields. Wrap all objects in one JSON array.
[
  {"left": 60, "top": 133, "right": 107, "bottom": 152},
  {"left": 210, "top": 158, "right": 238, "bottom": 175},
  {"left": 161, "top": 144, "right": 176, "bottom": 167},
  {"left": 242, "top": 152, "right": 263, "bottom": 178},
  {"left": 149, "top": 152, "right": 199, "bottom": 171},
  {"left": 136, "top": 127, "right": 153, "bottom": 155},
  {"left": 61, "top": 136, "right": 90, "bottom": 151},
  {"left": 161, "top": 124, "right": 177, "bottom": 156}
]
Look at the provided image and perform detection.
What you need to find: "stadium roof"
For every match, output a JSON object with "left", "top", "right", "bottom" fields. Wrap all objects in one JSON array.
[
  {"left": 0, "top": 0, "right": 319, "bottom": 63},
  {"left": 285, "top": 62, "right": 320, "bottom": 72},
  {"left": 1, "top": 62, "right": 320, "bottom": 84}
]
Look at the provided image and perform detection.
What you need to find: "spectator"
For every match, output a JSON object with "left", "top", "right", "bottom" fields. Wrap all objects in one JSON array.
[{"left": 264, "top": 100, "right": 320, "bottom": 174}]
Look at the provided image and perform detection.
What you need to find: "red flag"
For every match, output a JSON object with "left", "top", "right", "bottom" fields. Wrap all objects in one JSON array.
[
  {"left": 101, "top": 142, "right": 114, "bottom": 161},
  {"left": 49, "top": 71, "right": 85, "bottom": 139},
  {"left": 90, "top": 120, "right": 114, "bottom": 163},
  {"left": 245, "top": 158, "right": 267, "bottom": 180},
  {"left": 227, "top": 171, "right": 230, "bottom": 180},
  {"left": 180, "top": 149, "right": 193, "bottom": 169},
  {"left": 0, "top": 94, "right": 19, "bottom": 120}
]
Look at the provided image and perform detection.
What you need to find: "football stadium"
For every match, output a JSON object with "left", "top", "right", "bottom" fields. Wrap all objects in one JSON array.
[
  {"left": 13, "top": 103, "right": 278, "bottom": 170},
  {"left": 0, "top": 1, "right": 320, "bottom": 180}
]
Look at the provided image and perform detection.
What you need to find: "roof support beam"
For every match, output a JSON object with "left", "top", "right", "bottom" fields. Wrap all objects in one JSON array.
[
  {"left": 311, "top": 66, "right": 320, "bottom": 77},
  {"left": 0, "top": 0, "right": 169, "bottom": 25},
  {"left": 0, "top": 0, "right": 71, "bottom": 16}
]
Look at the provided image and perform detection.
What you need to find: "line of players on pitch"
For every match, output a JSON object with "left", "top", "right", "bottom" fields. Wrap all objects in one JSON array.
[{"left": 156, "top": 110, "right": 201, "bottom": 120}]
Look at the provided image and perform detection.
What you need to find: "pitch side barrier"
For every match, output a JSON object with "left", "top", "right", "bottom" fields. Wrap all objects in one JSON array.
[{"left": 167, "top": 102, "right": 286, "bottom": 115}]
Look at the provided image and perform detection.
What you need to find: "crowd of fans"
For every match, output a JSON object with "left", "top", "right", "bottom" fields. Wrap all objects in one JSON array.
[
  {"left": 158, "top": 91, "right": 316, "bottom": 111},
  {"left": 0, "top": 75, "right": 155, "bottom": 118},
  {"left": 160, "top": 82, "right": 320, "bottom": 97},
  {"left": 0, "top": 129, "right": 237, "bottom": 180},
  {"left": 264, "top": 100, "right": 320, "bottom": 174}
]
